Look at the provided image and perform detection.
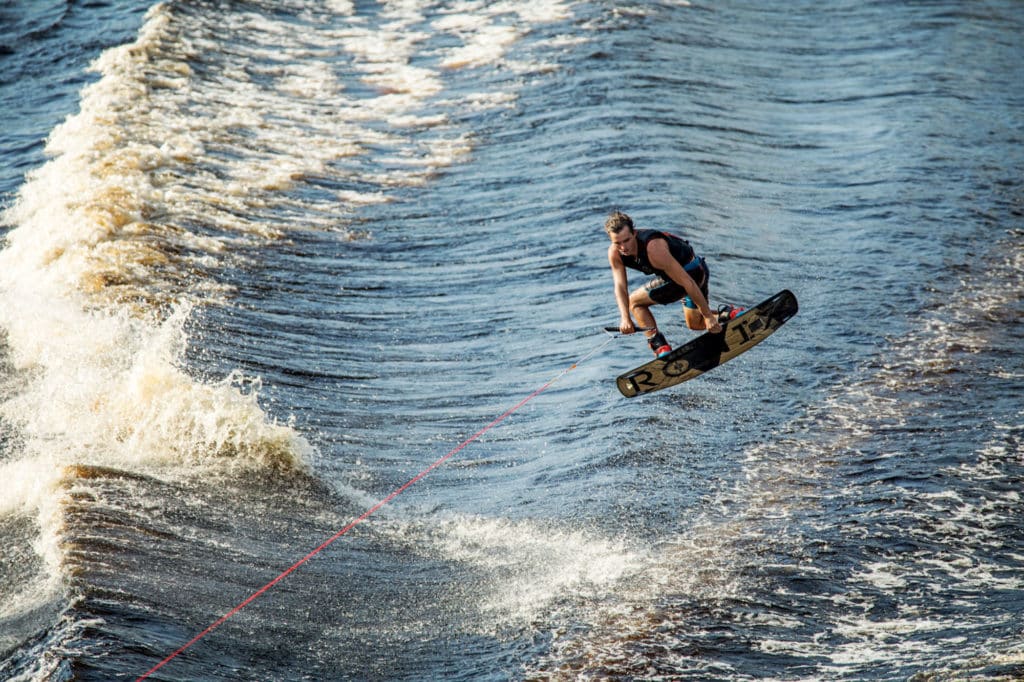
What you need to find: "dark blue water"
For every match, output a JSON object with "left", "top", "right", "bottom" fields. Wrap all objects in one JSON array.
[{"left": 2, "top": 1, "right": 1022, "bottom": 680}]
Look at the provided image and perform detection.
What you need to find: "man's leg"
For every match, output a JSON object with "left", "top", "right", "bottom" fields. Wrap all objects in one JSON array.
[
  {"left": 628, "top": 287, "right": 658, "bottom": 335},
  {"left": 684, "top": 304, "right": 705, "bottom": 330},
  {"left": 683, "top": 260, "right": 711, "bottom": 330},
  {"left": 629, "top": 287, "right": 672, "bottom": 355}
]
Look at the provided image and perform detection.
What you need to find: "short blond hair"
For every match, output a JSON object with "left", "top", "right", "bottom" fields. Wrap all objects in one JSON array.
[{"left": 604, "top": 211, "right": 634, "bottom": 235}]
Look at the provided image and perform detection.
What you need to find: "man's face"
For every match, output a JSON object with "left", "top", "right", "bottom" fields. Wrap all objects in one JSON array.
[{"left": 610, "top": 228, "right": 637, "bottom": 257}]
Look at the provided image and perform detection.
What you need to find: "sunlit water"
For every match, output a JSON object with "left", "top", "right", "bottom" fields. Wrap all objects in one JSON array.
[{"left": 1, "top": 1, "right": 1022, "bottom": 679}]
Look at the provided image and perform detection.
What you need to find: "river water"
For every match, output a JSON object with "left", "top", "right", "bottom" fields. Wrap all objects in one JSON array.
[{"left": 1, "top": 1, "right": 1022, "bottom": 680}]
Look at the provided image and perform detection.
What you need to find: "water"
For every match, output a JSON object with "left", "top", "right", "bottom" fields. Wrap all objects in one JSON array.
[{"left": 1, "top": 0, "right": 1022, "bottom": 679}]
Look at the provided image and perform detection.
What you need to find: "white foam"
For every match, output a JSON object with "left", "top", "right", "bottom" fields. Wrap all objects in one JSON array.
[
  {"left": 0, "top": 292, "right": 312, "bottom": 650},
  {"left": 0, "top": 298, "right": 312, "bottom": 496},
  {"left": 442, "top": 24, "right": 520, "bottom": 69},
  {"left": 325, "top": 0, "right": 354, "bottom": 14},
  {"left": 852, "top": 561, "right": 908, "bottom": 590},
  {"left": 417, "top": 514, "right": 646, "bottom": 624},
  {"left": 829, "top": 614, "right": 956, "bottom": 663},
  {"left": 0, "top": 0, "right": 581, "bottom": 642}
]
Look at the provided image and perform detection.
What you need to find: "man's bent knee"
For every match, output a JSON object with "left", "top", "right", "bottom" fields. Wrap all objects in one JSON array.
[{"left": 684, "top": 307, "right": 705, "bottom": 330}]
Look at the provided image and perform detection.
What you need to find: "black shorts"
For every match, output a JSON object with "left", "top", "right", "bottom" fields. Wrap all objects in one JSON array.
[{"left": 642, "top": 257, "right": 709, "bottom": 309}]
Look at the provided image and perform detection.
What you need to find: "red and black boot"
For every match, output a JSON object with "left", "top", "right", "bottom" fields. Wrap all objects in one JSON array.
[{"left": 647, "top": 330, "right": 672, "bottom": 358}]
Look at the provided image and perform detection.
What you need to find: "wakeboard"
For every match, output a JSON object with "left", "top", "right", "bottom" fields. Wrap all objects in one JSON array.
[{"left": 615, "top": 289, "right": 798, "bottom": 397}]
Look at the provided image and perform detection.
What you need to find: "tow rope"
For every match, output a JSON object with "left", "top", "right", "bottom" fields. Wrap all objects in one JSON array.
[{"left": 136, "top": 333, "right": 617, "bottom": 680}]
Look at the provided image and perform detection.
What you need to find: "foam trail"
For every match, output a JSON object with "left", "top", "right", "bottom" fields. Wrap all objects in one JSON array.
[
  {"left": 0, "top": 2, "right": 314, "bottom": 622},
  {"left": 0, "top": 0, "right": 580, "bottom": 640}
]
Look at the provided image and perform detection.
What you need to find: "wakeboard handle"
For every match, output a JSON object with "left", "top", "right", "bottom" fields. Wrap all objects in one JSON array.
[{"left": 603, "top": 326, "right": 655, "bottom": 333}]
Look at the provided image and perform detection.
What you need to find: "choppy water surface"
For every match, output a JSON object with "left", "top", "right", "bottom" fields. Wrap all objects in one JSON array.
[{"left": 1, "top": 1, "right": 1022, "bottom": 680}]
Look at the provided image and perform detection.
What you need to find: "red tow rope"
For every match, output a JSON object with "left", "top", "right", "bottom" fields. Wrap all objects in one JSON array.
[{"left": 136, "top": 336, "right": 613, "bottom": 680}]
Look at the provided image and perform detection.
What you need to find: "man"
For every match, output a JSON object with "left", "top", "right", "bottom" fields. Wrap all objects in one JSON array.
[{"left": 605, "top": 210, "right": 741, "bottom": 357}]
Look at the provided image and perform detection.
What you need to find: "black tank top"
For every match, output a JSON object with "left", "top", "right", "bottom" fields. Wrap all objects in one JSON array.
[{"left": 620, "top": 229, "right": 696, "bottom": 281}]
